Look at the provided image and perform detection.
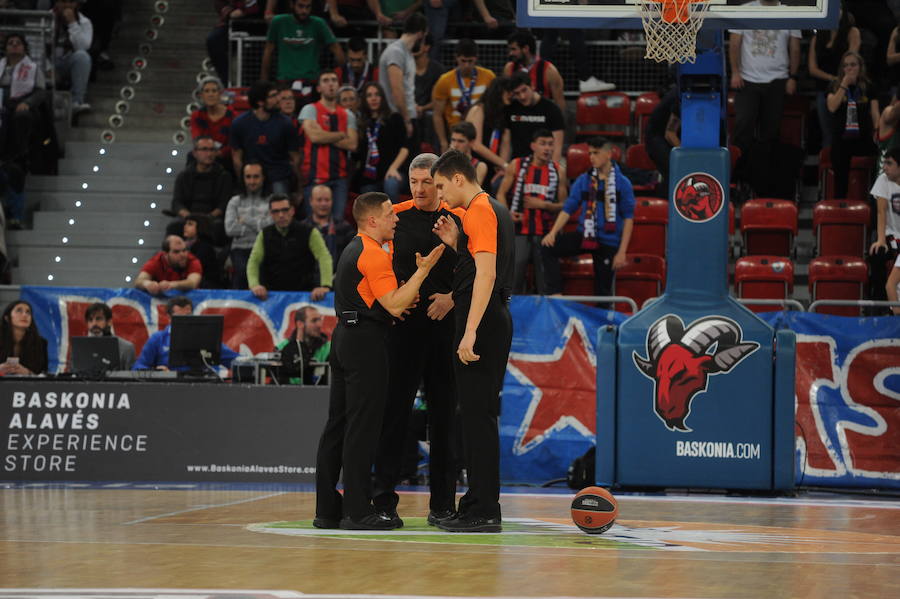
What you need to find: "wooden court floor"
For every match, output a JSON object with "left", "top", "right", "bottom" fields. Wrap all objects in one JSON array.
[{"left": 1, "top": 483, "right": 898, "bottom": 598}]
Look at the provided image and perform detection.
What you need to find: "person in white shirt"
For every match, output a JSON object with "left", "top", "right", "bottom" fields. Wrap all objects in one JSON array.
[
  {"left": 869, "top": 146, "right": 900, "bottom": 303},
  {"left": 52, "top": 0, "right": 93, "bottom": 112},
  {"left": 728, "top": 1, "right": 801, "bottom": 156},
  {"left": 886, "top": 255, "right": 900, "bottom": 315}
]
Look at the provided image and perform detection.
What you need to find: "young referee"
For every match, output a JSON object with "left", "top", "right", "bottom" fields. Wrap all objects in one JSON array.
[
  {"left": 314, "top": 192, "right": 444, "bottom": 530},
  {"left": 431, "top": 150, "right": 515, "bottom": 532}
]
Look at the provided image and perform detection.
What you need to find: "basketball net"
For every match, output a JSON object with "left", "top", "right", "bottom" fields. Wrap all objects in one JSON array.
[{"left": 638, "top": 0, "right": 712, "bottom": 64}]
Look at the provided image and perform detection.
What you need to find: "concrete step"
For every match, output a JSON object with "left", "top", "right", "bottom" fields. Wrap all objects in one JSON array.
[
  {"left": 27, "top": 175, "right": 172, "bottom": 194},
  {"left": 61, "top": 127, "right": 183, "bottom": 144},
  {"left": 31, "top": 192, "right": 168, "bottom": 214},
  {"left": 77, "top": 111, "right": 188, "bottom": 131},
  {"left": 63, "top": 141, "right": 188, "bottom": 160},
  {"left": 6, "top": 230, "right": 160, "bottom": 249},
  {"left": 33, "top": 211, "right": 169, "bottom": 232},
  {"left": 16, "top": 247, "right": 158, "bottom": 270},
  {"left": 58, "top": 157, "right": 183, "bottom": 177},
  {"left": 12, "top": 266, "right": 138, "bottom": 287}
]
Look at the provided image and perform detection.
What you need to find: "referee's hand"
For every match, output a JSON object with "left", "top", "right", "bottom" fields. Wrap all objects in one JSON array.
[
  {"left": 457, "top": 331, "right": 479, "bottom": 365},
  {"left": 433, "top": 215, "right": 459, "bottom": 249},
  {"left": 416, "top": 243, "right": 445, "bottom": 271}
]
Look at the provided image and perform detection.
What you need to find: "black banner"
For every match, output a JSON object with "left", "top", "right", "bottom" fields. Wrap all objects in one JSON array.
[{"left": 1, "top": 381, "right": 329, "bottom": 482}]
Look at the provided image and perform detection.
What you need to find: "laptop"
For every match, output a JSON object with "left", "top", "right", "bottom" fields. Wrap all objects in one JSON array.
[{"left": 71, "top": 336, "right": 121, "bottom": 375}]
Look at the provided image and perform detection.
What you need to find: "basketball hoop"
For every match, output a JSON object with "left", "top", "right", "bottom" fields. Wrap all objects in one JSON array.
[{"left": 637, "top": 0, "right": 712, "bottom": 64}]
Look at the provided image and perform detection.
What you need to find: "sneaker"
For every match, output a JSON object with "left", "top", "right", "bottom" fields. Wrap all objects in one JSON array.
[
  {"left": 339, "top": 513, "right": 399, "bottom": 530},
  {"left": 72, "top": 102, "right": 91, "bottom": 114},
  {"left": 312, "top": 516, "right": 340, "bottom": 529},
  {"left": 436, "top": 513, "right": 501, "bottom": 533},
  {"left": 376, "top": 509, "right": 404, "bottom": 528},
  {"left": 579, "top": 76, "right": 616, "bottom": 93},
  {"left": 427, "top": 509, "right": 458, "bottom": 526}
]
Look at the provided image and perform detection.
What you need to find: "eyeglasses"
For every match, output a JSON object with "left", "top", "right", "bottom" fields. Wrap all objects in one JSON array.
[
  {"left": 195, "top": 147, "right": 216, "bottom": 152},
  {"left": 270, "top": 207, "right": 291, "bottom": 214}
]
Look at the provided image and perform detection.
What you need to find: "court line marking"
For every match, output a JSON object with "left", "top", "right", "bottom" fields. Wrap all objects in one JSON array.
[
  {"left": 0, "top": 592, "right": 679, "bottom": 599},
  {"left": 122, "top": 492, "right": 285, "bottom": 525}
]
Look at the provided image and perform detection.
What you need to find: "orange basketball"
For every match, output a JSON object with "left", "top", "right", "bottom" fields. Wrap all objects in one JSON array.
[{"left": 570, "top": 486, "right": 618, "bottom": 534}]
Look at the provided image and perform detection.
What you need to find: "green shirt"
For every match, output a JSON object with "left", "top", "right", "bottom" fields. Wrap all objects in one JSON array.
[
  {"left": 267, "top": 14, "right": 336, "bottom": 81},
  {"left": 381, "top": 0, "right": 416, "bottom": 16},
  {"left": 247, "top": 225, "right": 334, "bottom": 288}
]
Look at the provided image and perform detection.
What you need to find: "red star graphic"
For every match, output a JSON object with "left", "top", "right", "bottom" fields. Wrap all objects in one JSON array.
[{"left": 508, "top": 320, "right": 597, "bottom": 454}]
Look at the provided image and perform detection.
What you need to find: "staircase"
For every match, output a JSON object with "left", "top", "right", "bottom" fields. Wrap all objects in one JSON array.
[{"left": 7, "top": 0, "right": 216, "bottom": 288}]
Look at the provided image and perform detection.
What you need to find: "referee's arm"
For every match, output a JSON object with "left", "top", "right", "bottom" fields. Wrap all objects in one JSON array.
[{"left": 376, "top": 244, "right": 445, "bottom": 318}]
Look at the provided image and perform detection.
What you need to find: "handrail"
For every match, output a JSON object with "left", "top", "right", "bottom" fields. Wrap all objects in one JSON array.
[
  {"left": 809, "top": 299, "right": 900, "bottom": 313},
  {"left": 643, "top": 296, "right": 806, "bottom": 311},
  {"left": 552, "top": 295, "right": 638, "bottom": 313}
]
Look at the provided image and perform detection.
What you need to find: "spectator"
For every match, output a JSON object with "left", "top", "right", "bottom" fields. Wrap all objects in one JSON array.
[
  {"left": 448, "top": 121, "right": 488, "bottom": 185},
  {"left": 424, "top": 0, "right": 457, "bottom": 60},
  {"left": 540, "top": 28, "right": 615, "bottom": 94},
  {"left": 247, "top": 194, "right": 333, "bottom": 301},
  {"left": 190, "top": 76, "right": 236, "bottom": 171},
  {"left": 887, "top": 255, "right": 900, "bottom": 314},
  {"left": 888, "top": 22, "right": 900, "bottom": 84},
  {"left": 868, "top": 146, "right": 900, "bottom": 303},
  {"left": 541, "top": 137, "right": 634, "bottom": 301},
  {"left": 368, "top": 0, "right": 421, "bottom": 38},
  {"left": 808, "top": 5, "right": 860, "bottom": 148},
  {"left": 230, "top": 80, "right": 301, "bottom": 195},
  {"left": 877, "top": 91, "right": 900, "bottom": 171},
  {"left": 465, "top": 75, "right": 512, "bottom": 178},
  {"left": 169, "top": 136, "right": 232, "bottom": 243},
  {"left": 325, "top": 0, "right": 377, "bottom": 33},
  {"left": 413, "top": 32, "right": 445, "bottom": 151},
  {"left": 207, "top": 1, "right": 261, "bottom": 83},
  {"left": 261, "top": 0, "right": 345, "bottom": 105},
  {"left": 278, "top": 85, "right": 299, "bottom": 122},
  {"left": 276, "top": 306, "right": 331, "bottom": 384},
  {"left": 134, "top": 235, "right": 203, "bottom": 296},
  {"left": 0, "top": 300, "right": 47, "bottom": 376},
  {"left": 728, "top": 9, "right": 801, "bottom": 165},
  {"left": 645, "top": 85, "right": 681, "bottom": 193},
  {"left": 432, "top": 38, "right": 495, "bottom": 153},
  {"left": 81, "top": 0, "right": 121, "bottom": 71},
  {"left": 826, "top": 51, "right": 879, "bottom": 199},
  {"left": 263, "top": 0, "right": 291, "bottom": 21},
  {"left": 472, "top": 0, "right": 515, "bottom": 35},
  {"left": 0, "top": 163, "right": 26, "bottom": 230},
  {"left": 502, "top": 30, "right": 567, "bottom": 118},
  {"left": 378, "top": 12, "right": 428, "bottom": 139},
  {"left": 225, "top": 162, "right": 272, "bottom": 289},
  {"left": 502, "top": 72, "right": 565, "bottom": 163},
  {"left": 497, "top": 129, "right": 566, "bottom": 294},
  {"left": 302, "top": 184, "right": 354, "bottom": 268},
  {"left": 335, "top": 36, "right": 379, "bottom": 93},
  {"left": 79, "top": 302, "right": 136, "bottom": 371},
  {"left": 52, "top": 0, "right": 93, "bottom": 113},
  {"left": 338, "top": 84, "right": 360, "bottom": 116},
  {"left": 133, "top": 296, "right": 239, "bottom": 371},
  {"left": 0, "top": 34, "right": 46, "bottom": 165},
  {"left": 182, "top": 215, "right": 221, "bottom": 289},
  {"left": 300, "top": 69, "right": 358, "bottom": 220},
  {"left": 356, "top": 81, "right": 410, "bottom": 201}
]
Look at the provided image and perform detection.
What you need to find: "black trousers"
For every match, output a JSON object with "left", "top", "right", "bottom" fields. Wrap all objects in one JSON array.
[
  {"left": 315, "top": 321, "right": 390, "bottom": 520},
  {"left": 513, "top": 235, "right": 560, "bottom": 295},
  {"left": 454, "top": 293, "right": 513, "bottom": 519},
  {"left": 373, "top": 309, "right": 457, "bottom": 512},
  {"left": 733, "top": 79, "right": 786, "bottom": 157},
  {"left": 831, "top": 136, "right": 877, "bottom": 200},
  {"left": 545, "top": 231, "right": 618, "bottom": 300}
]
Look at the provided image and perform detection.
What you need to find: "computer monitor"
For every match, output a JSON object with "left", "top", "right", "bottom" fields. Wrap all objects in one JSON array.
[
  {"left": 169, "top": 315, "right": 224, "bottom": 372},
  {"left": 71, "top": 336, "right": 121, "bottom": 375}
]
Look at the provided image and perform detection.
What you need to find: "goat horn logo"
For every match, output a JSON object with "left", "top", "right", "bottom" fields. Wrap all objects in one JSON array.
[{"left": 632, "top": 315, "right": 759, "bottom": 432}]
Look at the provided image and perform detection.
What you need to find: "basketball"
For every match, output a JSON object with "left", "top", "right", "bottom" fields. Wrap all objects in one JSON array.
[{"left": 571, "top": 487, "right": 618, "bottom": 534}]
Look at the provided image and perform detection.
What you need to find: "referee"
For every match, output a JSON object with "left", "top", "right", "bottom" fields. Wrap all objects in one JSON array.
[
  {"left": 314, "top": 192, "right": 445, "bottom": 531},
  {"left": 373, "top": 153, "right": 465, "bottom": 527},
  {"left": 431, "top": 150, "right": 515, "bottom": 532}
]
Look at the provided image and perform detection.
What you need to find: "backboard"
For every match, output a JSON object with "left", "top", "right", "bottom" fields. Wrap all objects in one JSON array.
[{"left": 516, "top": 0, "right": 839, "bottom": 30}]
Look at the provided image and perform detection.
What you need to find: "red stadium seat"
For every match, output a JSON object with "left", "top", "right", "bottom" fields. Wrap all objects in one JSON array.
[
  {"left": 576, "top": 91, "right": 631, "bottom": 139},
  {"left": 734, "top": 256, "right": 794, "bottom": 313},
  {"left": 629, "top": 197, "right": 668, "bottom": 258},
  {"left": 566, "top": 143, "right": 590, "bottom": 180},
  {"left": 779, "top": 95, "right": 809, "bottom": 149},
  {"left": 226, "top": 86, "right": 250, "bottom": 112},
  {"left": 808, "top": 256, "right": 868, "bottom": 316},
  {"left": 740, "top": 198, "right": 797, "bottom": 257},
  {"left": 634, "top": 92, "right": 660, "bottom": 144},
  {"left": 818, "top": 148, "right": 874, "bottom": 202},
  {"left": 560, "top": 254, "right": 595, "bottom": 296},
  {"left": 813, "top": 200, "right": 871, "bottom": 257},
  {"left": 624, "top": 144, "right": 659, "bottom": 193},
  {"left": 615, "top": 254, "right": 665, "bottom": 313}
]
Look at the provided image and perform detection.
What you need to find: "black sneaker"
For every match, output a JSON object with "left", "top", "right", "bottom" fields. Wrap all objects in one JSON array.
[
  {"left": 436, "top": 514, "right": 501, "bottom": 533},
  {"left": 339, "top": 513, "right": 399, "bottom": 530},
  {"left": 312, "top": 516, "right": 340, "bottom": 529},
  {"left": 427, "top": 509, "right": 457, "bottom": 526},
  {"left": 376, "top": 509, "right": 404, "bottom": 528}
]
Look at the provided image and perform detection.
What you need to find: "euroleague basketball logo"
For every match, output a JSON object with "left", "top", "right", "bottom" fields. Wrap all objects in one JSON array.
[{"left": 673, "top": 173, "right": 724, "bottom": 223}]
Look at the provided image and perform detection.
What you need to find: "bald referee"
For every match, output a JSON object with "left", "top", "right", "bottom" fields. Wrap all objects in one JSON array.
[
  {"left": 315, "top": 192, "right": 445, "bottom": 531},
  {"left": 432, "top": 150, "right": 515, "bottom": 532}
]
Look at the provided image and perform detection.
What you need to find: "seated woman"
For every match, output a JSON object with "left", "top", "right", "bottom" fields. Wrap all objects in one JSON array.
[
  {"left": 355, "top": 82, "right": 410, "bottom": 202},
  {"left": 465, "top": 75, "right": 512, "bottom": 194},
  {"left": 0, "top": 34, "right": 46, "bottom": 165},
  {"left": 190, "top": 75, "right": 236, "bottom": 173},
  {"left": 826, "top": 51, "right": 879, "bottom": 199},
  {"left": 0, "top": 300, "right": 48, "bottom": 376}
]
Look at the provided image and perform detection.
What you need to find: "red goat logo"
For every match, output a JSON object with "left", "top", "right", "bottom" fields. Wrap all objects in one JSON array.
[{"left": 633, "top": 315, "right": 759, "bottom": 432}]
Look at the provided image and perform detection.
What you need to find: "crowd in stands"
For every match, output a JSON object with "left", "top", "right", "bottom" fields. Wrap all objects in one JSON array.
[{"left": 4, "top": 0, "right": 900, "bottom": 378}]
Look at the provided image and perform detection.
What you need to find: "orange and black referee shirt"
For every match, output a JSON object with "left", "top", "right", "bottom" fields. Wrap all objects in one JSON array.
[
  {"left": 333, "top": 233, "right": 397, "bottom": 325},
  {"left": 453, "top": 192, "right": 515, "bottom": 299}
]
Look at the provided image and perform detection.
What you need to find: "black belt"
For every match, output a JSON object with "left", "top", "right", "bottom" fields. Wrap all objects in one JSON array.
[{"left": 339, "top": 310, "right": 390, "bottom": 328}]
